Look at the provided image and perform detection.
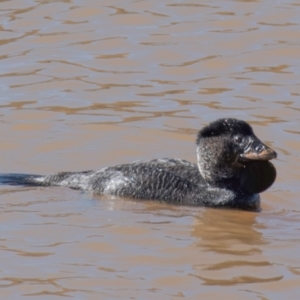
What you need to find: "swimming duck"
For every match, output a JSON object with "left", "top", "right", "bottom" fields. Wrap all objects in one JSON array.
[{"left": 1, "top": 118, "right": 277, "bottom": 211}]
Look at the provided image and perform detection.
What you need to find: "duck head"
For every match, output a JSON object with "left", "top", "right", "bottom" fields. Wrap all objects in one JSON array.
[{"left": 196, "top": 118, "right": 277, "bottom": 193}]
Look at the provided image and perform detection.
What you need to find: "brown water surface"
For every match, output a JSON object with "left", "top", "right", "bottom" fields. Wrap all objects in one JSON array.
[{"left": 1, "top": 1, "right": 300, "bottom": 299}]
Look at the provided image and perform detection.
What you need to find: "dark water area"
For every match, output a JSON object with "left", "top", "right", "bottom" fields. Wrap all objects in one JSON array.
[{"left": 0, "top": 1, "right": 300, "bottom": 299}]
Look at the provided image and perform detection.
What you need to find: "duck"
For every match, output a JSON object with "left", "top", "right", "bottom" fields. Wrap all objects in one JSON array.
[{"left": 1, "top": 118, "right": 277, "bottom": 211}]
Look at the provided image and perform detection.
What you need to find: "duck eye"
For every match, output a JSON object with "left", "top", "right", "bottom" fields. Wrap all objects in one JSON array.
[{"left": 234, "top": 135, "right": 243, "bottom": 144}]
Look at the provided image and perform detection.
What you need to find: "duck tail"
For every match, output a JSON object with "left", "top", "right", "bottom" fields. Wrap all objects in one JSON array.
[{"left": 0, "top": 173, "right": 45, "bottom": 186}]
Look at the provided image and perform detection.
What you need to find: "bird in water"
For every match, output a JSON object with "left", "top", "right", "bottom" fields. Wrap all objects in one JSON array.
[{"left": 0, "top": 118, "right": 277, "bottom": 211}]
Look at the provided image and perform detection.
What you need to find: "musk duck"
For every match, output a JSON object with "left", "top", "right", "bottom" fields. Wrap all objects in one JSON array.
[{"left": 1, "top": 118, "right": 277, "bottom": 211}]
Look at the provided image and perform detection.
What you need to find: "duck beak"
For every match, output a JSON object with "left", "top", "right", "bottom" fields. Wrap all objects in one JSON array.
[{"left": 239, "top": 137, "right": 277, "bottom": 162}]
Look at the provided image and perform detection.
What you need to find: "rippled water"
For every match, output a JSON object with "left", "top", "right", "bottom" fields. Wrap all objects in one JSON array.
[{"left": 1, "top": 1, "right": 300, "bottom": 299}]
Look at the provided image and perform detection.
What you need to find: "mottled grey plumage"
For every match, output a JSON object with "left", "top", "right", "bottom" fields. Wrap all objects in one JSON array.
[
  {"left": 31, "top": 158, "right": 238, "bottom": 207},
  {"left": 2, "top": 118, "right": 277, "bottom": 211}
]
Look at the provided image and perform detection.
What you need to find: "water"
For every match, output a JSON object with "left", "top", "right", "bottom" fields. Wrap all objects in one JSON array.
[{"left": 0, "top": 0, "right": 300, "bottom": 299}]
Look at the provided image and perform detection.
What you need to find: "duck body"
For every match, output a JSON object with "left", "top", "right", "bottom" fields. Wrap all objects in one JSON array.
[
  {"left": 2, "top": 118, "right": 277, "bottom": 211},
  {"left": 36, "top": 158, "right": 257, "bottom": 210}
]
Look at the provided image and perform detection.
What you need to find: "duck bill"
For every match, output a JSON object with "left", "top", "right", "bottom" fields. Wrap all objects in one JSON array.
[{"left": 239, "top": 138, "right": 277, "bottom": 162}]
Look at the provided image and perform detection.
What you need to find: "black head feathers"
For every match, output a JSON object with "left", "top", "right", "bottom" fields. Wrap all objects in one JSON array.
[{"left": 196, "top": 118, "right": 254, "bottom": 144}]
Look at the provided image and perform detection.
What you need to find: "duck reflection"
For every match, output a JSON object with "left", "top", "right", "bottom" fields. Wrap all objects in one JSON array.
[{"left": 191, "top": 208, "right": 282, "bottom": 286}]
